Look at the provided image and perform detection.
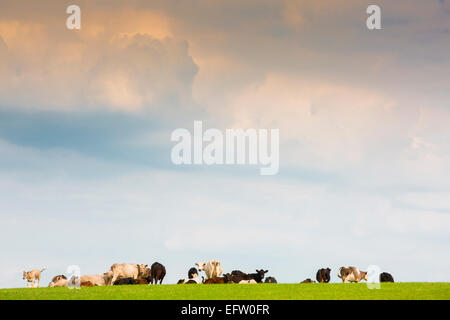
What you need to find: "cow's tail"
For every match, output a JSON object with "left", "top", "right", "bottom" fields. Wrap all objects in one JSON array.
[{"left": 337, "top": 267, "right": 343, "bottom": 278}]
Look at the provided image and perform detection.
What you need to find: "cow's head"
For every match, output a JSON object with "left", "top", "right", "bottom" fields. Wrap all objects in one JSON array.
[
  {"left": 256, "top": 269, "right": 269, "bottom": 280},
  {"left": 137, "top": 264, "right": 148, "bottom": 275},
  {"left": 223, "top": 273, "right": 233, "bottom": 283},
  {"left": 22, "top": 271, "right": 27, "bottom": 280},
  {"left": 361, "top": 271, "right": 368, "bottom": 281},
  {"left": 195, "top": 262, "right": 206, "bottom": 271}
]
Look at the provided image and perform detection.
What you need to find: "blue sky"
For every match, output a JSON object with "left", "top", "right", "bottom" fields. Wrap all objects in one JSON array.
[{"left": 0, "top": 0, "right": 449, "bottom": 288}]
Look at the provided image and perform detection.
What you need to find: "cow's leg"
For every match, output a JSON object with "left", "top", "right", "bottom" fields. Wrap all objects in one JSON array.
[{"left": 110, "top": 274, "right": 118, "bottom": 286}]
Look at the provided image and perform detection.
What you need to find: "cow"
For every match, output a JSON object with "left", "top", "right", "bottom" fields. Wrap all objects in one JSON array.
[
  {"left": 114, "top": 277, "right": 137, "bottom": 285},
  {"left": 70, "top": 274, "right": 110, "bottom": 287},
  {"left": 150, "top": 262, "right": 166, "bottom": 285},
  {"left": 23, "top": 268, "right": 46, "bottom": 288},
  {"left": 227, "top": 269, "right": 268, "bottom": 283},
  {"left": 264, "top": 277, "right": 277, "bottom": 283},
  {"left": 195, "top": 260, "right": 223, "bottom": 279},
  {"left": 380, "top": 272, "right": 395, "bottom": 283},
  {"left": 107, "top": 263, "right": 148, "bottom": 285},
  {"left": 316, "top": 268, "right": 331, "bottom": 283},
  {"left": 300, "top": 278, "right": 316, "bottom": 283},
  {"left": 188, "top": 267, "right": 199, "bottom": 279},
  {"left": 48, "top": 275, "right": 67, "bottom": 287},
  {"left": 338, "top": 266, "right": 368, "bottom": 283},
  {"left": 139, "top": 267, "right": 153, "bottom": 284},
  {"left": 203, "top": 276, "right": 228, "bottom": 284}
]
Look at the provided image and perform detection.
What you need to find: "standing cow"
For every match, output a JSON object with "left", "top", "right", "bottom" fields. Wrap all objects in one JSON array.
[
  {"left": 150, "top": 262, "right": 166, "bottom": 285},
  {"left": 107, "top": 263, "right": 148, "bottom": 285},
  {"left": 316, "top": 268, "right": 331, "bottom": 283},
  {"left": 23, "top": 268, "right": 46, "bottom": 288},
  {"left": 338, "top": 266, "right": 368, "bottom": 283},
  {"left": 195, "top": 260, "right": 223, "bottom": 279}
]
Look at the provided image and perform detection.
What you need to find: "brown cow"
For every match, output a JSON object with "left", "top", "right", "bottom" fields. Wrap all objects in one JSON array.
[
  {"left": 48, "top": 275, "right": 67, "bottom": 287},
  {"left": 338, "top": 266, "right": 368, "bottom": 283}
]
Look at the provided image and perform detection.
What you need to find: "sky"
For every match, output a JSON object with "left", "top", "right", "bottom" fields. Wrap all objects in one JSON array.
[{"left": 0, "top": 0, "right": 449, "bottom": 288}]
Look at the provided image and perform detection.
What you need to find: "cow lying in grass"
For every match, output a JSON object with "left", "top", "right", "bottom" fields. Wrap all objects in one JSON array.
[
  {"left": 70, "top": 273, "right": 110, "bottom": 287},
  {"left": 203, "top": 276, "right": 229, "bottom": 284},
  {"left": 380, "top": 272, "right": 395, "bottom": 283},
  {"left": 48, "top": 275, "right": 67, "bottom": 287},
  {"left": 178, "top": 268, "right": 202, "bottom": 284},
  {"left": 264, "top": 277, "right": 277, "bottom": 283},
  {"left": 226, "top": 269, "right": 268, "bottom": 283}
]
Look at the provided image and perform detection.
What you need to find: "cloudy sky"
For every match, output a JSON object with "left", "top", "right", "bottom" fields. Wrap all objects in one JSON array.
[{"left": 0, "top": 0, "right": 449, "bottom": 288}]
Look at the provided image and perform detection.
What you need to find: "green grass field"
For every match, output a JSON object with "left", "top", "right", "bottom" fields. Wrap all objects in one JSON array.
[{"left": 0, "top": 283, "right": 449, "bottom": 300}]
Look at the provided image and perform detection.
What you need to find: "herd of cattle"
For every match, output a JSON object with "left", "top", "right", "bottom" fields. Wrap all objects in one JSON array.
[{"left": 22, "top": 260, "right": 395, "bottom": 288}]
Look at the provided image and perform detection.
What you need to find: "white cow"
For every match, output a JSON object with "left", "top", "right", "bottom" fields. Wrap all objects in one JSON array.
[
  {"left": 23, "top": 268, "right": 46, "bottom": 288},
  {"left": 195, "top": 260, "right": 223, "bottom": 279},
  {"left": 107, "top": 263, "right": 148, "bottom": 285}
]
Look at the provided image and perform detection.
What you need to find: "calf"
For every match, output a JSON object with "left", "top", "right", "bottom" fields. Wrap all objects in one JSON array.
[
  {"left": 338, "top": 266, "right": 368, "bottom": 283},
  {"left": 23, "top": 268, "right": 46, "bottom": 288},
  {"left": 380, "top": 272, "right": 394, "bottom": 283},
  {"left": 195, "top": 260, "right": 223, "bottom": 279},
  {"left": 316, "top": 268, "right": 331, "bottom": 283},
  {"left": 150, "top": 262, "right": 166, "bottom": 285},
  {"left": 48, "top": 275, "right": 67, "bottom": 287}
]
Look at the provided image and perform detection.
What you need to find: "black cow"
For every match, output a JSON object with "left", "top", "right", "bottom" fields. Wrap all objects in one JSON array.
[
  {"left": 228, "top": 269, "right": 268, "bottom": 283},
  {"left": 264, "top": 277, "right": 277, "bottom": 283},
  {"left": 380, "top": 272, "right": 394, "bottom": 283},
  {"left": 113, "top": 277, "right": 137, "bottom": 285},
  {"left": 231, "top": 270, "right": 246, "bottom": 277},
  {"left": 150, "top": 262, "right": 166, "bottom": 285},
  {"left": 316, "top": 268, "right": 331, "bottom": 283}
]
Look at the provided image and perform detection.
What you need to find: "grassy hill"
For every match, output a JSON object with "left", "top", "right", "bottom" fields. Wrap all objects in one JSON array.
[{"left": 0, "top": 283, "right": 449, "bottom": 300}]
